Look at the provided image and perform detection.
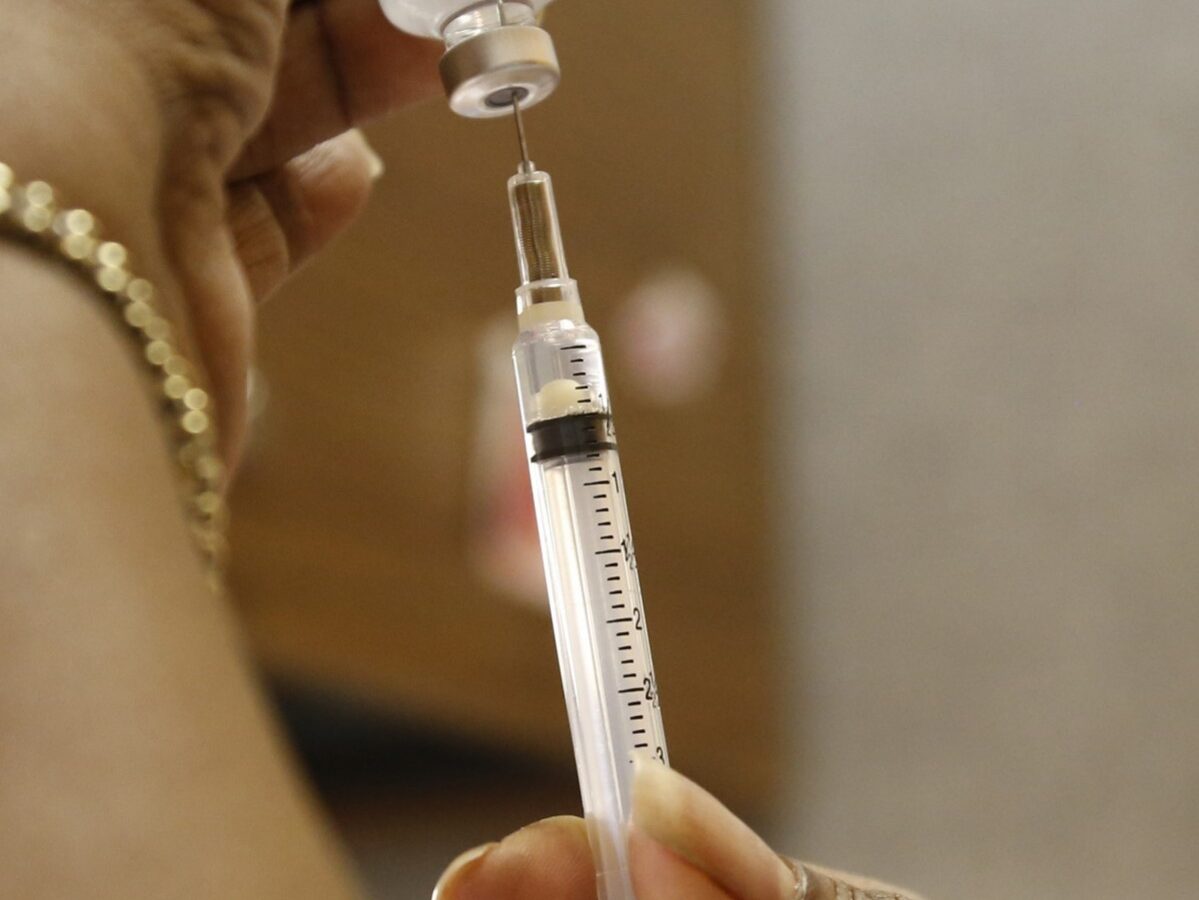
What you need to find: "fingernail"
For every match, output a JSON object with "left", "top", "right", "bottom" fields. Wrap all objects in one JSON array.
[
  {"left": 431, "top": 842, "right": 495, "bottom": 900},
  {"left": 364, "top": 143, "right": 385, "bottom": 181},
  {"left": 630, "top": 753, "right": 688, "bottom": 846},
  {"left": 347, "top": 128, "right": 385, "bottom": 180},
  {"left": 366, "top": 148, "right": 385, "bottom": 180}
]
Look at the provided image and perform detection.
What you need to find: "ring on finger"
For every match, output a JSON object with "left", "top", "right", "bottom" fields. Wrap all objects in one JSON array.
[
  {"left": 780, "top": 855, "right": 809, "bottom": 900},
  {"left": 834, "top": 880, "right": 907, "bottom": 900}
]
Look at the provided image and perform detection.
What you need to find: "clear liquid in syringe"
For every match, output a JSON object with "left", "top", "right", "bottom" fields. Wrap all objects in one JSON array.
[{"left": 527, "top": 370, "right": 668, "bottom": 760}]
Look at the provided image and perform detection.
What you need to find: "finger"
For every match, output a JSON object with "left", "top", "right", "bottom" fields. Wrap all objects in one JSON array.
[
  {"left": 433, "top": 816, "right": 595, "bottom": 900},
  {"left": 233, "top": 0, "right": 442, "bottom": 179},
  {"left": 629, "top": 826, "right": 735, "bottom": 900},
  {"left": 228, "top": 128, "right": 382, "bottom": 302},
  {"left": 632, "top": 758, "right": 798, "bottom": 900},
  {"left": 164, "top": 198, "right": 255, "bottom": 475}
]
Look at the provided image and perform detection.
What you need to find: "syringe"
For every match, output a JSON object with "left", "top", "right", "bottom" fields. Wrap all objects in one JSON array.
[{"left": 507, "top": 105, "right": 668, "bottom": 900}]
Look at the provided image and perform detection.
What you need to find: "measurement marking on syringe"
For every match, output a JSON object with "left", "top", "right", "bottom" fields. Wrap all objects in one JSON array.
[{"left": 514, "top": 195, "right": 668, "bottom": 860}]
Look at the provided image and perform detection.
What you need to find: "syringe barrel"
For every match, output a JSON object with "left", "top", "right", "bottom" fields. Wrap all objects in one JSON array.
[{"left": 514, "top": 315, "right": 668, "bottom": 900}]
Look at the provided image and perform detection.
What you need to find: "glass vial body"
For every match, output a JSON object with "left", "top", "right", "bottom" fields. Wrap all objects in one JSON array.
[
  {"left": 380, "top": 0, "right": 559, "bottom": 117},
  {"left": 378, "top": 0, "right": 550, "bottom": 42}
]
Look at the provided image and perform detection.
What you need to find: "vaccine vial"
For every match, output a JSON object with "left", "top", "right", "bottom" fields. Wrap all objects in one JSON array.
[{"left": 378, "top": 0, "right": 560, "bottom": 117}]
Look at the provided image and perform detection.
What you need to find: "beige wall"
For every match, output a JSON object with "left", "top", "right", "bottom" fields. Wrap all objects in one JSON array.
[{"left": 764, "top": 2, "right": 1199, "bottom": 896}]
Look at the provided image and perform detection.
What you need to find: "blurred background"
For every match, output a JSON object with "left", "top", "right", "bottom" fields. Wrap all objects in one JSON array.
[{"left": 228, "top": 1, "right": 1199, "bottom": 897}]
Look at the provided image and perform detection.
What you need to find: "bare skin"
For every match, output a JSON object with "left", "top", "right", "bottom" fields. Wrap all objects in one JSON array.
[
  {"left": 0, "top": 1, "right": 923, "bottom": 897},
  {"left": 0, "top": 246, "right": 360, "bottom": 898}
]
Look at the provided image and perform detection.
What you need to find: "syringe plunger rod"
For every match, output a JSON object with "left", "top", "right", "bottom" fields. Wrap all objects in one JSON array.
[{"left": 509, "top": 168, "right": 569, "bottom": 285}]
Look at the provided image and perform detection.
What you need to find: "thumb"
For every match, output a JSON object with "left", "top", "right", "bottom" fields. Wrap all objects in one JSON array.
[{"left": 631, "top": 758, "right": 797, "bottom": 899}]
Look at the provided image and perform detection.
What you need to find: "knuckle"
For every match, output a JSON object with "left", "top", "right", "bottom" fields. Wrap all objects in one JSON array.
[{"left": 145, "top": 1, "right": 287, "bottom": 142}]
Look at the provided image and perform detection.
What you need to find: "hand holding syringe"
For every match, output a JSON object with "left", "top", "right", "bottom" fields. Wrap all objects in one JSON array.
[
  {"left": 433, "top": 129, "right": 918, "bottom": 896},
  {"left": 369, "top": 9, "right": 917, "bottom": 900},
  {"left": 437, "top": 114, "right": 835, "bottom": 900},
  {"left": 507, "top": 100, "right": 668, "bottom": 900}
]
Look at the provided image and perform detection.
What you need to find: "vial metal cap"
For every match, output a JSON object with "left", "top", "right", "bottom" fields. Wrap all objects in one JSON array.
[{"left": 439, "top": 24, "right": 560, "bottom": 119}]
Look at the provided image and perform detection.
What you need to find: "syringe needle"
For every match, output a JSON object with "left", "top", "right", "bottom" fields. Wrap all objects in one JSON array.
[{"left": 512, "top": 95, "right": 533, "bottom": 172}]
